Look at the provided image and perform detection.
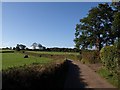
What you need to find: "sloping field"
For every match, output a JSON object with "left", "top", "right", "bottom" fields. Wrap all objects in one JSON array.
[
  {"left": 2, "top": 53, "right": 53, "bottom": 70},
  {"left": 26, "top": 51, "right": 79, "bottom": 55},
  {"left": 25, "top": 51, "right": 81, "bottom": 61}
]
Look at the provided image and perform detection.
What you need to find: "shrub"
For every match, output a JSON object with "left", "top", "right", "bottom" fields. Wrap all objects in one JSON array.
[
  {"left": 97, "top": 67, "right": 119, "bottom": 87},
  {"left": 67, "top": 54, "right": 82, "bottom": 61},
  {"left": 2, "top": 60, "right": 69, "bottom": 89},
  {"left": 81, "top": 50, "right": 100, "bottom": 64},
  {"left": 100, "top": 46, "right": 119, "bottom": 75}
]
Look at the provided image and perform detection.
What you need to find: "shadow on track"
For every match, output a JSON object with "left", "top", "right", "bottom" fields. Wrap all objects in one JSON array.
[{"left": 64, "top": 60, "right": 88, "bottom": 89}]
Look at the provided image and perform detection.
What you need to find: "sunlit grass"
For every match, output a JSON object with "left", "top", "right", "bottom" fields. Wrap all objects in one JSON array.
[
  {"left": 2, "top": 53, "right": 53, "bottom": 70},
  {"left": 97, "top": 67, "right": 118, "bottom": 87},
  {"left": 26, "top": 51, "right": 79, "bottom": 55}
]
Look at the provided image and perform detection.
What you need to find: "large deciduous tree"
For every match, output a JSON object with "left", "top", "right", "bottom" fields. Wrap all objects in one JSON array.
[
  {"left": 74, "top": 3, "right": 115, "bottom": 51},
  {"left": 19, "top": 44, "right": 26, "bottom": 50},
  {"left": 38, "top": 44, "right": 43, "bottom": 50},
  {"left": 112, "top": 2, "right": 120, "bottom": 40},
  {"left": 31, "top": 42, "right": 38, "bottom": 50},
  {"left": 15, "top": 44, "right": 26, "bottom": 51}
]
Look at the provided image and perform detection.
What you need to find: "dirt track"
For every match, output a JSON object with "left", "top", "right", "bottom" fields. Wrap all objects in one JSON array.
[{"left": 64, "top": 60, "right": 117, "bottom": 88}]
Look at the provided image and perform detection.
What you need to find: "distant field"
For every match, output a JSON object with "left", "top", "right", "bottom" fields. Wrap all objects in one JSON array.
[
  {"left": 2, "top": 53, "right": 53, "bottom": 70},
  {"left": 26, "top": 51, "right": 79, "bottom": 55},
  {"left": 0, "top": 50, "right": 14, "bottom": 53},
  {"left": 2, "top": 50, "right": 80, "bottom": 70}
]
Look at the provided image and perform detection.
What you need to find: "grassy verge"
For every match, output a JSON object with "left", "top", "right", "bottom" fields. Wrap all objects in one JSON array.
[{"left": 97, "top": 67, "right": 118, "bottom": 88}]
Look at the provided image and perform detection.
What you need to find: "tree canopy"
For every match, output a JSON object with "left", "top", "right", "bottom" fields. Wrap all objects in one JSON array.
[
  {"left": 74, "top": 3, "right": 120, "bottom": 51},
  {"left": 31, "top": 43, "right": 46, "bottom": 50},
  {"left": 15, "top": 44, "right": 26, "bottom": 51}
]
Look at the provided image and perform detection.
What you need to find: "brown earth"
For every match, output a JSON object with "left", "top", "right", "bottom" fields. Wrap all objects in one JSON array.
[{"left": 64, "top": 60, "right": 117, "bottom": 89}]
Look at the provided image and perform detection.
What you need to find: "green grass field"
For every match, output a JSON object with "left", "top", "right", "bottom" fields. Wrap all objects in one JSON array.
[
  {"left": 2, "top": 52, "right": 53, "bottom": 70},
  {"left": 2, "top": 50, "right": 79, "bottom": 70},
  {"left": 26, "top": 51, "right": 79, "bottom": 55}
]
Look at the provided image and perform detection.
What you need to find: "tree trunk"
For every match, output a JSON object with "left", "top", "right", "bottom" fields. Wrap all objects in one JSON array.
[
  {"left": 99, "top": 41, "right": 102, "bottom": 51},
  {"left": 96, "top": 37, "right": 102, "bottom": 51}
]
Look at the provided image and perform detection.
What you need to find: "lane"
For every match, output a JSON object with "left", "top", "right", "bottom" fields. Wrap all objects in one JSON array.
[{"left": 64, "top": 60, "right": 116, "bottom": 88}]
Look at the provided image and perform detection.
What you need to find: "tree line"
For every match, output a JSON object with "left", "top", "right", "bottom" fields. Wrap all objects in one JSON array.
[
  {"left": 2, "top": 43, "right": 79, "bottom": 52},
  {"left": 74, "top": 2, "right": 120, "bottom": 51}
]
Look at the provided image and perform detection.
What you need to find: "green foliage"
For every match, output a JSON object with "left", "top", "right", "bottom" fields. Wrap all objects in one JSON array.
[
  {"left": 67, "top": 54, "right": 82, "bottom": 61},
  {"left": 74, "top": 3, "right": 119, "bottom": 50},
  {"left": 100, "top": 46, "right": 119, "bottom": 76},
  {"left": 31, "top": 43, "right": 46, "bottom": 50},
  {"left": 15, "top": 46, "right": 20, "bottom": 51},
  {"left": 112, "top": 12, "right": 120, "bottom": 39},
  {"left": 31, "top": 42, "right": 38, "bottom": 49},
  {"left": 81, "top": 50, "right": 100, "bottom": 64},
  {"left": 99, "top": 42, "right": 120, "bottom": 88},
  {"left": 2, "top": 60, "right": 69, "bottom": 89},
  {"left": 97, "top": 67, "right": 119, "bottom": 87},
  {"left": 117, "top": 39, "right": 120, "bottom": 49}
]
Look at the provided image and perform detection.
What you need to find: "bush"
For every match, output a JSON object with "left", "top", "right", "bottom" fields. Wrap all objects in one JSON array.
[
  {"left": 67, "top": 54, "right": 82, "bottom": 61},
  {"left": 81, "top": 50, "right": 100, "bottom": 64},
  {"left": 97, "top": 67, "right": 119, "bottom": 87},
  {"left": 100, "top": 46, "right": 119, "bottom": 75},
  {"left": 2, "top": 60, "right": 69, "bottom": 89}
]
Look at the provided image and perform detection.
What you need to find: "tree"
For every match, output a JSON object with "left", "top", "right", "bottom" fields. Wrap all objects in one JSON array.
[
  {"left": 10, "top": 47, "right": 12, "bottom": 50},
  {"left": 110, "top": 2, "right": 120, "bottom": 53},
  {"left": 19, "top": 44, "right": 26, "bottom": 50},
  {"left": 13, "top": 47, "right": 16, "bottom": 50},
  {"left": 112, "top": 12, "right": 120, "bottom": 39},
  {"left": 31, "top": 42, "right": 38, "bottom": 50},
  {"left": 15, "top": 44, "right": 26, "bottom": 51},
  {"left": 111, "top": 2, "right": 120, "bottom": 40},
  {"left": 42, "top": 46, "right": 46, "bottom": 50},
  {"left": 38, "top": 44, "right": 43, "bottom": 50},
  {"left": 111, "top": 1, "right": 120, "bottom": 12},
  {"left": 74, "top": 3, "right": 114, "bottom": 51},
  {"left": 15, "top": 44, "right": 20, "bottom": 51}
]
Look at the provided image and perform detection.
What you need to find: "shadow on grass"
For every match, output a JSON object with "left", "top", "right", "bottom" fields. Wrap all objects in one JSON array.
[
  {"left": 2, "top": 59, "right": 90, "bottom": 89},
  {"left": 64, "top": 60, "right": 88, "bottom": 89},
  {"left": 2, "top": 60, "right": 68, "bottom": 89}
]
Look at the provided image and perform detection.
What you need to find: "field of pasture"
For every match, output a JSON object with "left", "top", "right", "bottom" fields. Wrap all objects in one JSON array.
[
  {"left": 2, "top": 51, "right": 54, "bottom": 70},
  {"left": 2, "top": 50, "right": 69, "bottom": 89},
  {"left": 26, "top": 51, "right": 79, "bottom": 55},
  {"left": 2, "top": 50, "right": 80, "bottom": 70},
  {"left": 25, "top": 51, "right": 81, "bottom": 61}
]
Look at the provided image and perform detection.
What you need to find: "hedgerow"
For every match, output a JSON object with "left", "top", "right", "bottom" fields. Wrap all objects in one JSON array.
[
  {"left": 100, "top": 45, "right": 119, "bottom": 76},
  {"left": 81, "top": 50, "right": 100, "bottom": 64},
  {"left": 2, "top": 60, "right": 69, "bottom": 89}
]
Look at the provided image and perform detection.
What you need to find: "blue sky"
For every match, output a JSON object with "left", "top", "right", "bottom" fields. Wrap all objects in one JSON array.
[{"left": 2, "top": 2, "right": 110, "bottom": 48}]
